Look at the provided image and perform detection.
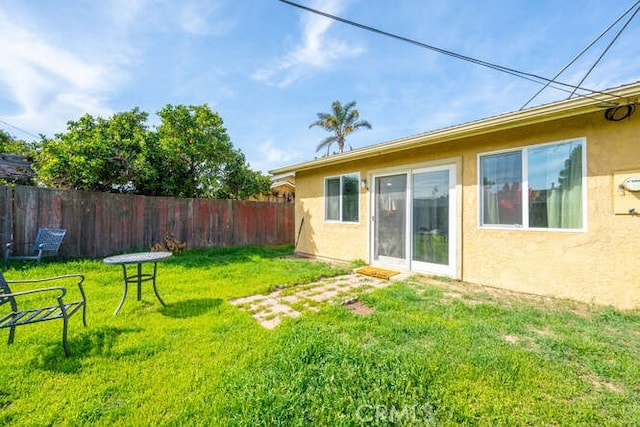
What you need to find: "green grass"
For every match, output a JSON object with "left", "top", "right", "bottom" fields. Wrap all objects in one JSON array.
[{"left": 1, "top": 246, "right": 639, "bottom": 425}]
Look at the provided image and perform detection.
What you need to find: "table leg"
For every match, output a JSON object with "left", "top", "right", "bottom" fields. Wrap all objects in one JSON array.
[
  {"left": 151, "top": 262, "right": 167, "bottom": 307},
  {"left": 137, "top": 262, "right": 142, "bottom": 301},
  {"left": 113, "top": 260, "right": 167, "bottom": 314},
  {"left": 115, "top": 264, "right": 129, "bottom": 315}
]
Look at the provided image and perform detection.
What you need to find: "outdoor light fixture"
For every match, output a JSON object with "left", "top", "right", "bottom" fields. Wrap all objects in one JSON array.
[
  {"left": 361, "top": 178, "right": 368, "bottom": 191},
  {"left": 604, "top": 103, "right": 636, "bottom": 121}
]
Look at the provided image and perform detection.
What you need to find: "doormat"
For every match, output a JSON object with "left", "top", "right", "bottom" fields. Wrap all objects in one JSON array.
[{"left": 355, "top": 266, "right": 400, "bottom": 280}]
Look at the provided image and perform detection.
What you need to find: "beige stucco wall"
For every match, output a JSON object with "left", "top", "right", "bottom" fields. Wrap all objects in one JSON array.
[
  {"left": 295, "top": 165, "right": 368, "bottom": 263},
  {"left": 294, "top": 110, "right": 640, "bottom": 308},
  {"left": 462, "top": 112, "right": 640, "bottom": 309}
]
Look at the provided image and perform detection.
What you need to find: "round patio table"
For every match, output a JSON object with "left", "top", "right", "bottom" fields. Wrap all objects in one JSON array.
[{"left": 103, "top": 251, "right": 172, "bottom": 315}]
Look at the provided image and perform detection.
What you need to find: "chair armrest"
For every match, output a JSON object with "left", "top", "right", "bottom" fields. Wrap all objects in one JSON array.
[
  {"left": 6, "top": 274, "right": 86, "bottom": 302},
  {"left": 7, "top": 274, "right": 84, "bottom": 285},
  {"left": 5, "top": 241, "right": 39, "bottom": 254},
  {"left": 5, "top": 241, "right": 43, "bottom": 250},
  {"left": 1, "top": 286, "right": 67, "bottom": 300}
]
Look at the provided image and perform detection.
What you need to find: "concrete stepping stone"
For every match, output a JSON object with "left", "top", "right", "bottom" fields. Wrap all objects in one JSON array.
[{"left": 230, "top": 272, "right": 399, "bottom": 328}]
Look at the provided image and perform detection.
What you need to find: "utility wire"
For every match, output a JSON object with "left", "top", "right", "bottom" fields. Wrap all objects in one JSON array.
[
  {"left": 521, "top": 0, "right": 640, "bottom": 109},
  {"left": 279, "top": 0, "right": 629, "bottom": 104},
  {"left": 567, "top": 2, "right": 640, "bottom": 98},
  {"left": 0, "top": 119, "right": 40, "bottom": 140}
]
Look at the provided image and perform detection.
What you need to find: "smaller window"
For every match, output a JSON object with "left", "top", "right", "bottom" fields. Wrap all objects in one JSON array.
[
  {"left": 325, "top": 173, "right": 359, "bottom": 222},
  {"left": 480, "top": 151, "right": 522, "bottom": 226}
]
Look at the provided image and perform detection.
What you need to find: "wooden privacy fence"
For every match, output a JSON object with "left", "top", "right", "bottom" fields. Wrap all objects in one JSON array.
[{"left": 0, "top": 186, "right": 294, "bottom": 259}]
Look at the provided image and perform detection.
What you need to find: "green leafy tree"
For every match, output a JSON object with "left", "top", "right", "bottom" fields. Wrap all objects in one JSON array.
[
  {"left": 152, "top": 104, "right": 233, "bottom": 198},
  {"left": 37, "top": 109, "right": 149, "bottom": 192},
  {"left": 0, "top": 129, "right": 9, "bottom": 146},
  {"left": 214, "top": 150, "right": 272, "bottom": 199},
  {"left": 151, "top": 104, "right": 270, "bottom": 198},
  {"left": 309, "top": 100, "right": 371, "bottom": 156},
  {"left": 36, "top": 105, "right": 271, "bottom": 199},
  {"left": 0, "top": 129, "right": 37, "bottom": 157}
]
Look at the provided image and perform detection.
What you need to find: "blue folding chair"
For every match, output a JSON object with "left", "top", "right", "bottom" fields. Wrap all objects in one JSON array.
[{"left": 4, "top": 228, "right": 67, "bottom": 268}]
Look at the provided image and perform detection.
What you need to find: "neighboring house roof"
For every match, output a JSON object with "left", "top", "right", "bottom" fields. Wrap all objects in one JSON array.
[
  {"left": 0, "top": 153, "right": 34, "bottom": 181},
  {"left": 270, "top": 181, "right": 295, "bottom": 190},
  {"left": 270, "top": 81, "right": 640, "bottom": 175}
]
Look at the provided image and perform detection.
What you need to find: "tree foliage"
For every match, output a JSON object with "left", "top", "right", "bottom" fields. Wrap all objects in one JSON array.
[
  {"left": 0, "top": 129, "right": 37, "bottom": 158},
  {"left": 0, "top": 129, "right": 38, "bottom": 185},
  {"left": 36, "top": 105, "right": 271, "bottom": 199},
  {"left": 37, "top": 109, "right": 149, "bottom": 192},
  {"left": 309, "top": 100, "right": 371, "bottom": 155}
]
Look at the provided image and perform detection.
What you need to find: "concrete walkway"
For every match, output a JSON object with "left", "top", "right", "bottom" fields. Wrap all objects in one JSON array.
[{"left": 230, "top": 272, "right": 405, "bottom": 329}]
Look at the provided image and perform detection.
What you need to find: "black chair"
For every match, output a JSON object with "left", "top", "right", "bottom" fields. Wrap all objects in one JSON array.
[{"left": 0, "top": 271, "right": 86, "bottom": 356}]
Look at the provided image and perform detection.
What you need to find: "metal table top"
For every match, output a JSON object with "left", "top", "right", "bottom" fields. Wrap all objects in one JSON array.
[{"left": 103, "top": 251, "right": 172, "bottom": 265}]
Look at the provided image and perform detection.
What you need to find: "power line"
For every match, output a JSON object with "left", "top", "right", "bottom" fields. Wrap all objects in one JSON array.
[
  {"left": 567, "top": 2, "right": 640, "bottom": 99},
  {"left": 521, "top": 0, "right": 640, "bottom": 109},
  {"left": 0, "top": 119, "right": 41, "bottom": 140},
  {"left": 278, "top": 0, "right": 630, "bottom": 104}
]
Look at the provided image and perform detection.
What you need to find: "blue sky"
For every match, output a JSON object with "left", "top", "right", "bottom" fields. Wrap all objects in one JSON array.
[{"left": 1, "top": 0, "right": 639, "bottom": 174}]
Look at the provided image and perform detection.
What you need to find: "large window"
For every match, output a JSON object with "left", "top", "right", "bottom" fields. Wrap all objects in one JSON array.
[
  {"left": 325, "top": 173, "right": 359, "bottom": 222},
  {"left": 479, "top": 138, "right": 585, "bottom": 230}
]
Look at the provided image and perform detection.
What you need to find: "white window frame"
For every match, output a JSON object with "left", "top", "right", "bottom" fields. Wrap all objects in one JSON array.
[
  {"left": 324, "top": 172, "right": 360, "bottom": 223},
  {"left": 478, "top": 137, "right": 587, "bottom": 232}
]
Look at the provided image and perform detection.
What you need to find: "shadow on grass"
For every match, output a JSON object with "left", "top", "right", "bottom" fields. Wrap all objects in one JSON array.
[
  {"left": 160, "top": 298, "right": 223, "bottom": 318},
  {"left": 0, "top": 390, "right": 11, "bottom": 410},
  {"left": 1, "top": 257, "right": 64, "bottom": 271},
  {"left": 0, "top": 389, "right": 15, "bottom": 425},
  {"left": 28, "top": 326, "right": 141, "bottom": 374}
]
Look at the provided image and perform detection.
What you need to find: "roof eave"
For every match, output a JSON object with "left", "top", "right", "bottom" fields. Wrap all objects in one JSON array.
[{"left": 270, "top": 82, "right": 640, "bottom": 175}]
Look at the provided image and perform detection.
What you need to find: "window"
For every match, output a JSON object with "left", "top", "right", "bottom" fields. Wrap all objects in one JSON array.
[
  {"left": 479, "top": 138, "right": 585, "bottom": 230},
  {"left": 480, "top": 151, "right": 522, "bottom": 226},
  {"left": 325, "top": 173, "right": 359, "bottom": 222}
]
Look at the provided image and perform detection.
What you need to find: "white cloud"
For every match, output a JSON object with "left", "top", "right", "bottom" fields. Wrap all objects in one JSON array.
[
  {"left": 0, "top": 10, "right": 127, "bottom": 136},
  {"left": 106, "top": 0, "right": 235, "bottom": 37},
  {"left": 249, "top": 139, "right": 303, "bottom": 173},
  {"left": 253, "top": 0, "right": 364, "bottom": 88},
  {"left": 107, "top": 0, "right": 149, "bottom": 26},
  {"left": 179, "top": 1, "right": 235, "bottom": 36}
]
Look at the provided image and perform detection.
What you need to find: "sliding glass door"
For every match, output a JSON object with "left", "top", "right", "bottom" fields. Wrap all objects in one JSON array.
[
  {"left": 411, "top": 166, "right": 455, "bottom": 275},
  {"left": 373, "top": 173, "right": 408, "bottom": 268},
  {"left": 372, "top": 164, "right": 456, "bottom": 276}
]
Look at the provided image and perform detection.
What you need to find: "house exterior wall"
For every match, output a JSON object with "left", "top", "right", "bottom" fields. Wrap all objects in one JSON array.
[
  {"left": 295, "top": 166, "right": 368, "bottom": 263},
  {"left": 462, "top": 111, "right": 640, "bottom": 308},
  {"left": 294, "top": 109, "right": 640, "bottom": 308}
]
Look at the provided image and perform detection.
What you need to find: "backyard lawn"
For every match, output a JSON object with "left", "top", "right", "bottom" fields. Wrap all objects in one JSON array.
[{"left": 1, "top": 245, "right": 639, "bottom": 425}]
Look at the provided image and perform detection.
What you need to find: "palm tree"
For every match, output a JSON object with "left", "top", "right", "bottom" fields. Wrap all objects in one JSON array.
[{"left": 309, "top": 100, "right": 372, "bottom": 156}]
